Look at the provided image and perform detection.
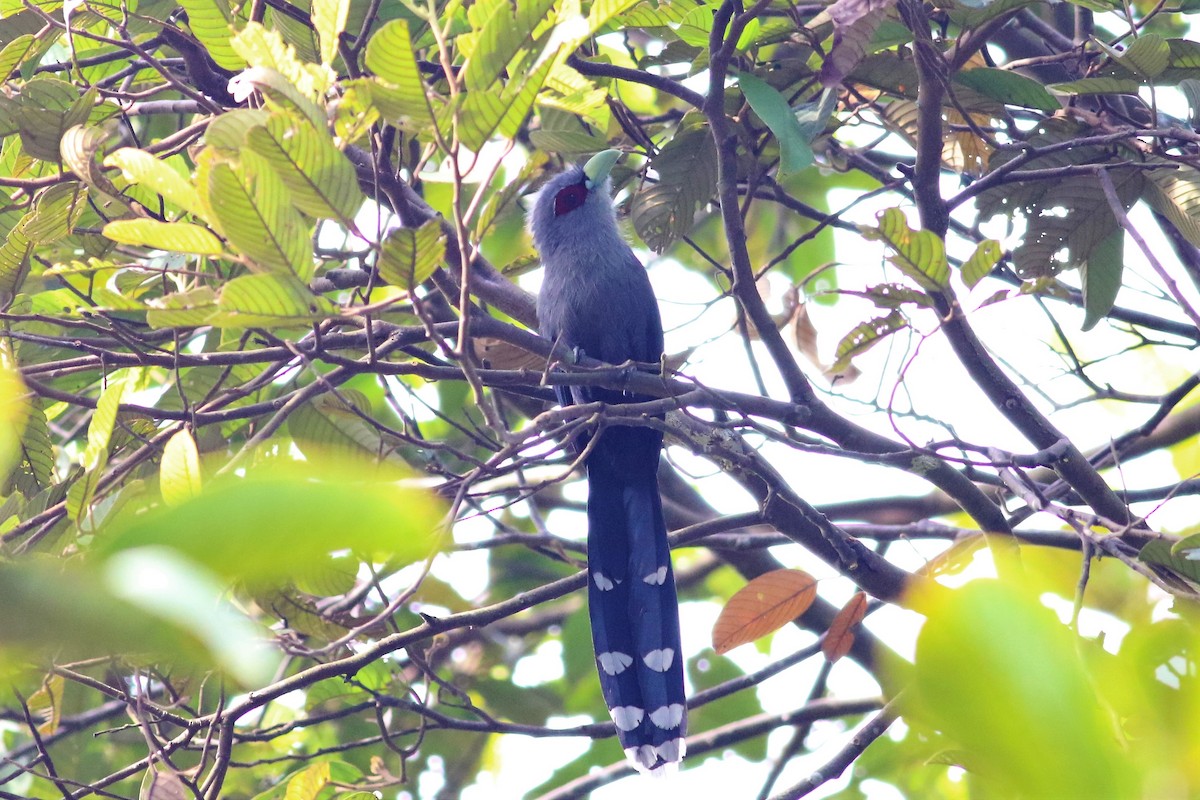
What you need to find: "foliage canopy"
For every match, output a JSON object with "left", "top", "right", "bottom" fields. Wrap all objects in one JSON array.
[{"left": 0, "top": 0, "right": 1199, "bottom": 798}]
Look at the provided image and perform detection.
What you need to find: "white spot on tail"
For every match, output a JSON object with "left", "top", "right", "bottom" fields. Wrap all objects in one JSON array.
[
  {"left": 656, "top": 737, "right": 685, "bottom": 764},
  {"left": 610, "top": 705, "right": 644, "bottom": 731},
  {"left": 643, "top": 648, "right": 675, "bottom": 672},
  {"left": 625, "top": 739, "right": 685, "bottom": 773},
  {"left": 598, "top": 651, "right": 634, "bottom": 675},
  {"left": 649, "top": 704, "right": 685, "bottom": 729},
  {"left": 643, "top": 566, "right": 668, "bottom": 585},
  {"left": 592, "top": 571, "right": 614, "bottom": 591}
]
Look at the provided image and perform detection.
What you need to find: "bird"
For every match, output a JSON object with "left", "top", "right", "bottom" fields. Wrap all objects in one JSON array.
[{"left": 529, "top": 150, "right": 687, "bottom": 773}]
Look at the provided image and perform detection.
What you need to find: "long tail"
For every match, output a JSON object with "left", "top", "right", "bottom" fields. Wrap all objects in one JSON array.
[{"left": 585, "top": 425, "right": 687, "bottom": 772}]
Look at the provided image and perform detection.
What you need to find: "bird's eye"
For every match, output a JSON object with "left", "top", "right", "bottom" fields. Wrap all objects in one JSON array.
[{"left": 553, "top": 183, "right": 588, "bottom": 216}]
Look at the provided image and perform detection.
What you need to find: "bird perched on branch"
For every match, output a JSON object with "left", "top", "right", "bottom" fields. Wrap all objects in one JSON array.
[{"left": 529, "top": 150, "right": 687, "bottom": 772}]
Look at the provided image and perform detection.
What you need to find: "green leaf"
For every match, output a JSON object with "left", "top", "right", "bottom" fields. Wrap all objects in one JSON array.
[
  {"left": 204, "top": 108, "right": 272, "bottom": 154},
  {"left": 312, "top": 0, "right": 351, "bottom": 66},
  {"left": 953, "top": 67, "right": 1059, "bottom": 112},
  {"left": 1081, "top": 228, "right": 1123, "bottom": 331},
  {"left": 1143, "top": 163, "right": 1200, "bottom": 249},
  {"left": 631, "top": 124, "right": 718, "bottom": 252},
  {"left": 245, "top": 113, "right": 365, "bottom": 224},
  {"left": 22, "top": 181, "right": 88, "bottom": 244},
  {"left": 178, "top": 0, "right": 246, "bottom": 71},
  {"left": 454, "top": 53, "right": 558, "bottom": 151},
  {"left": 870, "top": 208, "right": 949, "bottom": 290},
  {"left": 211, "top": 272, "right": 333, "bottom": 328},
  {"left": 364, "top": 19, "right": 433, "bottom": 126},
  {"left": 960, "top": 238, "right": 1003, "bottom": 288},
  {"left": 738, "top": 73, "right": 813, "bottom": 179},
  {"left": 160, "top": 429, "right": 202, "bottom": 506},
  {"left": 905, "top": 580, "right": 1140, "bottom": 798},
  {"left": 207, "top": 160, "right": 312, "bottom": 278},
  {"left": 228, "top": 66, "right": 327, "bottom": 131},
  {"left": 289, "top": 390, "right": 397, "bottom": 463},
  {"left": 285, "top": 762, "right": 331, "bottom": 800},
  {"left": 104, "top": 547, "right": 277, "bottom": 685},
  {"left": 145, "top": 286, "right": 219, "bottom": 329},
  {"left": 832, "top": 309, "right": 908, "bottom": 371},
  {"left": 0, "top": 559, "right": 232, "bottom": 675},
  {"left": 15, "top": 79, "right": 97, "bottom": 163},
  {"left": 1140, "top": 538, "right": 1200, "bottom": 582},
  {"left": 0, "top": 34, "right": 37, "bottom": 81},
  {"left": 461, "top": 0, "right": 556, "bottom": 92},
  {"left": 98, "top": 458, "right": 445, "bottom": 589},
  {"left": 377, "top": 220, "right": 446, "bottom": 288},
  {"left": 104, "top": 148, "right": 204, "bottom": 219},
  {"left": 17, "top": 397, "right": 54, "bottom": 489},
  {"left": 526, "top": 129, "right": 609, "bottom": 155},
  {"left": 1104, "top": 33, "right": 1170, "bottom": 80},
  {"left": 68, "top": 375, "right": 126, "bottom": 524},
  {"left": 587, "top": 0, "right": 642, "bottom": 34},
  {"left": 1050, "top": 77, "right": 1141, "bottom": 94},
  {"left": 103, "top": 219, "right": 224, "bottom": 256}
]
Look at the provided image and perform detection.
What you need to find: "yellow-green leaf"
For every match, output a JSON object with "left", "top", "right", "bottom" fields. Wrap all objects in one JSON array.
[
  {"left": 871, "top": 208, "right": 949, "bottom": 291},
  {"left": 364, "top": 20, "right": 434, "bottom": 127},
  {"left": 178, "top": 0, "right": 247, "bottom": 71},
  {"left": 312, "top": 0, "right": 351, "bottom": 66},
  {"left": 207, "top": 161, "right": 312, "bottom": 278},
  {"left": 377, "top": 221, "right": 445, "bottom": 288},
  {"left": 103, "top": 219, "right": 223, "bottom": 256},
  {"left": 160, "top": 429, "right": 202, "bottom": 506},
  {"left": 211, "top": 272, "right": 333, "bottom": 328},
  {"left": 104, "top": 148, "right": 204, "bottom": 219},
  {"left": 960, "top": 238, "right": 1002, "bottom": 288},
  {"left": 245, "top": 113, "right": 364, "bottom": 224}
]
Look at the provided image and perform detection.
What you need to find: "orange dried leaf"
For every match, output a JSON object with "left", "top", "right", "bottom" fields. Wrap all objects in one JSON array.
[
  {"left": 822, "top": 591, "right": 868, "bottom": 662},
  {"left": 712, "top": 568, "right": 817, "bottom": 654}
]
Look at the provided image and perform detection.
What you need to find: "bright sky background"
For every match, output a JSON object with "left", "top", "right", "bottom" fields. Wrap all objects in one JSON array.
[{"left": 392, "top": 63, "right": 1200, "bottom": 800}]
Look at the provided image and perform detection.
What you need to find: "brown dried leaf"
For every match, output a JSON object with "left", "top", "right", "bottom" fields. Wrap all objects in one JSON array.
[
  {"left": 822, "top": 591, "right": 868, "bottom": 662},
  {"left": 790, "top": 301, "right": 861, "bottom": 385},
  {"left": 472, "top": 337, "right": 543, "bottom": 370},
  {"left": 712, "top": 568, "right": 818, "bottom": 654}
]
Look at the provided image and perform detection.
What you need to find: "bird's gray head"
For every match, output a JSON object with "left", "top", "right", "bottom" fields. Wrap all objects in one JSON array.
[{"left": 529, "top": 150, "right": 624, "bottom": 261}]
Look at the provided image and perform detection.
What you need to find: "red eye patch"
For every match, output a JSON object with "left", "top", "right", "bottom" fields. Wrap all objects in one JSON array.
[{"left": 553, "top": 183, "right": 587, "bottom": 216}]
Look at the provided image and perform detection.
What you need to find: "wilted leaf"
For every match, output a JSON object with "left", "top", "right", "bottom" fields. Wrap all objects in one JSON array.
[
  {"left": 712, "top": 568, "right": 817, "bottom": 654},
  {"left": 822, "top": 591, "right": 868, "bottom": 662},
  {"left": 870, "top": 208, "right": 949, "bottom": 291},
  {"left": 832, "top": 309, "right": 908, "bottom": 372},
  {"left": 141, "top": 769, "right": 188, "bottom": 800},
  {"left": 820, "top": 0, "right": 897, "bottom": 87},
  {"left": 25, "top": 673, "right": 63, "bottom": 736}
]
